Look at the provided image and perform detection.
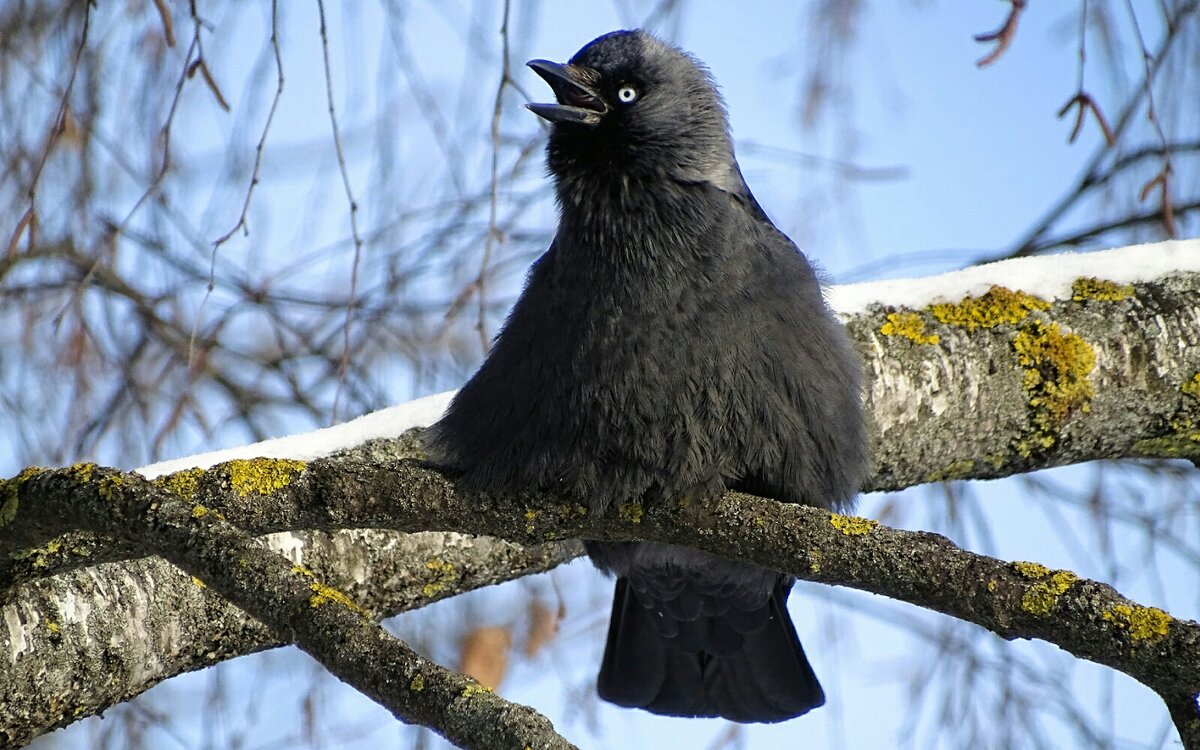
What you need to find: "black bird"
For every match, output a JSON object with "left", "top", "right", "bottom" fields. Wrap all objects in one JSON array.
[{"left": 426, "top": 29, "right": 867, "bottom": 723}]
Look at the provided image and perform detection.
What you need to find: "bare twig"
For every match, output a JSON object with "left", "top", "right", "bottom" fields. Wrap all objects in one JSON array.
[
  {"left": 1123, "top": 0, "right": 1178, "bottom": 238},
  {"left": 975, "top": 0, "right": 1026, "bottom": 67},
  {"left": 1003, "top": 0, "right": 1198, "bottom": 258},
  {"left": 187, "top": 57, "right": 230, "bottom": 112},
  {"left": 212, "top": 0, "right": 285, "bottom": 247},
  {"left": 476, "top": 0, "right": 514, "bottom": 352},
  {"left": 1057, "top": 91, "right": 1116, "bottom": 145},
  {"left": 1166, "top": 692, "right": 1200, "bottom": 750},
  {"left": 1139, "top": 165, "right": 1178, "bottom": 237},
  {"left": 1024, "top": 198, "right": 1198, "bottom": 252},
  {"left": 1055, "top": 7, "right": 1117, "bottom": 148},
  {"left": 316, "top": 0, "right": 366, "bottom": 422},
  {"left": 152, "top": 0, "right": 176, "bottom": 47},
  {"left": 6, "top": 208, "right": 35, "bottom": 260},
  {"left": 18, "top": 4, "right": 89, "bottom": 264}
]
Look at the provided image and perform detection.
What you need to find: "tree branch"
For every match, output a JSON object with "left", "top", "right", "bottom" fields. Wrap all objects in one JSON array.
[
  {"left": 4, "top": 250, "right": 1200, "bottom": 746},
  {"left": 4, "top": 467, "right": 576, "bottom": 750},
  {"left": 4, "top": 455, "right": 1198, "bottom": 746}
]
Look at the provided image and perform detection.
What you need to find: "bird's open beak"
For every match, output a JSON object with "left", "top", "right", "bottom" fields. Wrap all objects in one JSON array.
[{"left": 526, "top": 60, "right": 607, "bottom": 127}]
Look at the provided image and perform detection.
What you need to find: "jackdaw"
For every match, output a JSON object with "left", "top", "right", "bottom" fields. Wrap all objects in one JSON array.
[{"left": 426, "top": 29, "right": 868, "bottom": 723}]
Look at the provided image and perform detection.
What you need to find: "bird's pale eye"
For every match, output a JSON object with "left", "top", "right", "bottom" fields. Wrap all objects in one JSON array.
[{"left": 616, "top": 85, "right": 639, "bottom": 104}]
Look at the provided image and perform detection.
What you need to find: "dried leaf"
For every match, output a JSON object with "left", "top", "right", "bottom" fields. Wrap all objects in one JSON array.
[
  {"left": 524, "top": 600, "right": 560, "bottom": 658},
  {"left": 152, "top": 0, "right": 176, "bottom": 47},
  {"left": 975, "top": 0, "right": 1026, "bottom": 68},
  {"left": 197, "top": 59, "right": 231, "bottom": 112},
  {"left": 459, "top": 626, "right": 511, "bottom": 690},
  {"left": 1139, "top": 173, "right": 1163, "bottom": 203},
  {"left": 7, "top": 208, "right": 35, "bottom": 258}
]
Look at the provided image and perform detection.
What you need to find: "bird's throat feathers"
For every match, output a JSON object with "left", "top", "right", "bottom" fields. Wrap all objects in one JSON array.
[{"left": 553, "top": 171, "right": 726, "bottom": 267}]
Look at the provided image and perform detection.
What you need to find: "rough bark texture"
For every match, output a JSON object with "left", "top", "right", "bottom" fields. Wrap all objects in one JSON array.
[
  {"left": 1, "top": 529, "right": 578, "bottom": 748},
  {"left": 856, "top": 271, "right": 1200, "bottom": 489},
  {"left": 3, "top": 268, "right": 1199, "bottom": 748}
]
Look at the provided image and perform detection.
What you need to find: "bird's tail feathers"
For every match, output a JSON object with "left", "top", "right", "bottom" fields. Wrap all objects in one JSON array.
[{"left": 597, "top": 577, "right": 824, "bottom": 723}]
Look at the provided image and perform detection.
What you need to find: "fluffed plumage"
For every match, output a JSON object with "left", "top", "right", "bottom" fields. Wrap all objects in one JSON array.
[{"left": 426, "top": 29, "right": 868, "bottom": 723}]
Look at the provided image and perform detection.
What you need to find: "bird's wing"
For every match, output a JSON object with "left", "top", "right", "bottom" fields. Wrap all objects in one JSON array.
[{"left": 722, "top": 196, "right": 867, "bottom": 511}]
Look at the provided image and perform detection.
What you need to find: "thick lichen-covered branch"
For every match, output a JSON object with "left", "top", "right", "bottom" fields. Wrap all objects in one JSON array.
[
  {"left": 860, "top": 271, "right": 1200, "bottom": 486},
  {"left": 0, "top": 530, "right": 578, "bottom": 749},
  {"left": 3, "top": 459, "right": 1198, "bottom": 747},
  {"left": 2, "top": 467, "right": 575, "bottom": 750}
]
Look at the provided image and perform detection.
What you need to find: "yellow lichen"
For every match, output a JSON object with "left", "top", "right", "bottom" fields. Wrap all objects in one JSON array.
[
  {"left": 1013, "top": 561, "right": 1051, "bottom": 579},
  {"left": 1182, "top": 373, "right": 1200, "bottom": 401},
  {"left": 191, "top": 576, "right": 207, "bottom": 589},
  {"left": 309, "top": 581, "right": 369, "bottom": 617},
  {"left": 555, "top": 502, "right": 588, "bottom": 519},
  {"left": 1012, "top": 321, "right": 1095, "bottom": 456},
  {"left": 66, "top": 462, "right": 98, "bottom": 483},
  {"left": 422, "top": 558, "right": 457, "bottom": 598},
  {"left": 809, "top": 550, "right": 823, "bottom": 574},
  {"left": 190, "top": 504, "right": 227, "bottom": 522},
  {"left": 291, "top": 564, "right": 315, "bottom": 577},
  {"left": 45, "top": 619, "right": 61, "bottom": 634},
  {"left": 987, "top": 579, "right": 997, "bottom": 592},
  {"left": 1136, "top": 374, "right": 1200, "bottom": 456},
  {"left": 1071, "top": 277, "right": 1133, "bottom": 302},
  {"left": 925, "top": 459, "right": 976, "bottom": 483},
  {"left": 1014, "top": 562, "right": 1079, "bottom": 616},
  {"left": 1022, "top": 571, "right": 1078, "bottom": 616},
  {"left": 1131, "top": 436, "right": 1200, "bottom": 460},
  {"left": 619, "top": 501, "right": 645, "bottom": 524},
  {"left": 829, "top": 513, "right": 878, "bottom": 536},
  {"left": 97, "top": 475, "right": 126, "bottom": 502},
  {"left": 220, "top": 458, "right": 307, "bottom": 497},
  {"left": 524, "top": 508, "right": 538, "bottom": 533},
  {"left": 1, "top": 466, "right": 46, "bottom": 528},
  {"left": 154, "top": 467, "right": 205, "bottom": 500},
  {"left": 928, "top": 286, "right": 1050, "bottom": 331},
  {"left": 410, "top": 674, "right": 425, "bottom": 692},
  {"left": 880, "top": 311, "right": 940, "bottom": 345},
  {"left": 14, "top": 540, "right": 92, "bottom": 566},
  {"left": 461, "top": 682, "right": 493, "bottom": 699},
  {"left": 1103, "top": 603, "right": 1172, "bottom": 643},
  {"left": 26, "top": 539, "right": 64, "bottom": 569}
]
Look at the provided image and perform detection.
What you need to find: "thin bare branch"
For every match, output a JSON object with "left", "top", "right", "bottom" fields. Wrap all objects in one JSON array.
[
  {"left": 1057, "top": 91, "right": 1116, "bottom": 145},
  {"left": 315, "top": 0, "right": 366, "bottom": 422},
  {"left": 1123, "top": 0, "right": 1179, "bottom": 238},
  {"left": 975, "top": 0, "right": 1026, "bottom": 67},
  {"left": 1005, "top": 0, "right": 1198, "bottom": 257},
  {"left": 6, "top": 208, "right": 34, "bottom": 260},
  {"left": 152, "top": 0, "right": 176, "bottom": 48},
  {"left": 212, "top": 0, "right": 285, "bottom": 247},
  {"left": 477, "top": 0, "right": 514, "bottom": 351}
]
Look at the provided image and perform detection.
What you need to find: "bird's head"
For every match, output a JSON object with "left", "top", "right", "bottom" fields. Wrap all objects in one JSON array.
[{"left": 527, "top": 30, "right": 737, "bottom": 197}]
